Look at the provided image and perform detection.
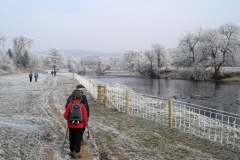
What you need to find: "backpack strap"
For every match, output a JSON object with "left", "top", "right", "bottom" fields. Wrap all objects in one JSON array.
[{"left": 71, "top": 101, "right": 81, "bottom": 105}]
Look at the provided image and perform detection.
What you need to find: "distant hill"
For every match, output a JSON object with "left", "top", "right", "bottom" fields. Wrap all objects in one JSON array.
[{"left": 36, "top": 49, "right": 124, "bottom": 58}]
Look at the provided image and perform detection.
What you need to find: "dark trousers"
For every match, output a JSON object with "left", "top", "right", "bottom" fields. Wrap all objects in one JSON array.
[
  {"left": 69, "top": 128, "right": 84, "bottom": 153},
  {"left": 29, "top": 77, "right": 32, "bottom": 82}
]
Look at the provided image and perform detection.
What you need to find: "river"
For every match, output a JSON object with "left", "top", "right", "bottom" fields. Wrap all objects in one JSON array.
[{"left": 88, "top": 76, "right": 240, "bottom": 115}]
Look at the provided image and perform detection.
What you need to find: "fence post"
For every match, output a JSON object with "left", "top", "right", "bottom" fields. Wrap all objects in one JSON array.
[
  {"left": 126, "top": 90, "right": 130, "bottom": 115},
  {"left": 168, "top": 98, "right": 172, "bottom": 128},
  {"left": 97, "top": 85, "right": 103, "bottom": 104},
  {"left": 104, "top": 85, "right": 108, "bottom": 107}
]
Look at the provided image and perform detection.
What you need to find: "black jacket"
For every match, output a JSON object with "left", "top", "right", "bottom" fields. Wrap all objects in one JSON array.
[{"left": 66, "top": 90, "right": 90, "bottom": 117}]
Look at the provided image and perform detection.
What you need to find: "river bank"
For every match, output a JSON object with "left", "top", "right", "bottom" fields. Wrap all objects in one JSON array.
[{"left": 100, "top": 69, "right": 240, "bottom": 82}]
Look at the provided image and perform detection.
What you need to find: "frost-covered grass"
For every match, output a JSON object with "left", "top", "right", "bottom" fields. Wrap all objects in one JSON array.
[
  {"left": 0, "top": 74, "right": 70, "bottom": 160},
  {"left": 89, "top": 104, "right": 240, "bottom": 159}
]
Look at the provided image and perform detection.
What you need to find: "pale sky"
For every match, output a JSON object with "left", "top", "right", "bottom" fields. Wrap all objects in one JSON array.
[{"left": 0, "top": 0, "right": 240, "bottom": 53}]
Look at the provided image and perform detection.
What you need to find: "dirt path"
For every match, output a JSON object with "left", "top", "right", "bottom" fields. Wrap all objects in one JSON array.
[{"left": 47, "top": 75, "right": 91, "bottom": 160}]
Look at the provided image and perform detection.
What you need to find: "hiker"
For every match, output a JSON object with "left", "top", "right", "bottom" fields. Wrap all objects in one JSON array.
[
  {"left": 51, "top": 71, "right": 53, "bottom": 77},
  {"left": 29, "top": 72, "right": 33, "bottom": 82},
  {"left": 66, "top": 84, "right": 90, "bottom": 145},
  {"left": 63, "top": 90, "right": 88, "bottom": 159},
  {"left": 54, "top": 69, "right": 56, "bottom": 77},
  {"left": 34, "top": 71, "right": 38, "bottom": 82}
]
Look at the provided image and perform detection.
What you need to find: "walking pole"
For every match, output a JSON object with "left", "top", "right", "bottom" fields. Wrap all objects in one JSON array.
[
  {"left": 86, "top": 125, "right": 90, "bottom": 140},
  {"left": 62, "top": 128, "right": 68, "bottom": 153}
]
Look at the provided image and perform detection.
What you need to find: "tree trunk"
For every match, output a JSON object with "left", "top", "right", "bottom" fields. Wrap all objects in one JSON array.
[{"left": 213, "top": 66, "right": 220, "bottom": 80}]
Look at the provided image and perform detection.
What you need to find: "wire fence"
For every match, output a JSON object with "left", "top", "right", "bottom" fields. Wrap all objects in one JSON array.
[{"left": 73, "top": 73, "right": 240, "bottom": 151}]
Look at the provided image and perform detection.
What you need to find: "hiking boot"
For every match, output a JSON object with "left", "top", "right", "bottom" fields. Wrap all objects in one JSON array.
[
  {"left": 74, "top": 152, "right": 82, "bottom": 159},
  {"left": 81, "top": 140, "right": 87, "bottom": 145},
  {"left": 69, "top": 151, "right": 74, "bottom": 157}
]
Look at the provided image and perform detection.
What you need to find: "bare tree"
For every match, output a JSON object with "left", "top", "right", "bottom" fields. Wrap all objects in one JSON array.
[
  {"left": 218, "top": 23, "right": 240, "bottom": 66},
  {"left": 173, "top": 29, "right": 202, "bottom": 67},
  {"left": 151, "top": 43, "right": 168, "bottom": 70}
]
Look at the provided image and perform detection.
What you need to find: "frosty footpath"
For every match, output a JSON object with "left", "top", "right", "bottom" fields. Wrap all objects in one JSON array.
[{"left": 0, "top": 73, "right": 240, "bottom": 160}]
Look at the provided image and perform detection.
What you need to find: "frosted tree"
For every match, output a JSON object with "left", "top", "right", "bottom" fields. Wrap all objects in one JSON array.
[
  {"left": 38, "top": 54, "right": 45, "bottom": 65},
  {"left": 17, "top": 51, "right": 30, "bottom": 67},
  {"left": 0, "top": 49, "right": 14, "bottom": 73},
  {"left": 94, "top": 57, "right": 112, "bottom": 74},
  {"left": 46, "top": 48, "right": 65, "bottom": 70},
  {"left": 28, "top": 53, "right": 42, "bottom": 70},
  {"left": 13, "top": 36, "right": 34, "bottom": 62},
  {"left": 201, "top": 23, "right": 240, "bottom": 79},
  {"left": 6, "top": 49, "right": 13, "bottom": 58},
  {"left": 171, "top": 29, "right": 206, "bottom": 80},
  {"left": 67, "top": 55, "right": 74, "bottom": 72},
  {"left": 132, "top": 51, "right": 144, "bottom": 73},
  {"left": 110, "top": 57, "right": 122, "bottom": 70},
  {"left": 79, "top": 57, "right": 93, "bottom": 74},
  {"left": 144, "top": 49, "right": 155, "bottom": 76},
  {"left": 122, "top": 50, "right": 139, "bottom": 72},
  {"left": 0, "top": 32, "right": 12, "bottom": 72},
  {"left": 173, "top": 23, "right": 240, "bottom": 80},
  {"left": 74, "top": 59, "right": 86, "bottom": 75},
  {"left": 151, "top": 43, "right": 170, "bottom": 77},
  {"left": 67, "top": 55, "right": 82, "bottom": 73},
  {"left": 173, "top": 29, "right": 202, "bottom": 67},
  {"left": 0, "top": 32, "right": 6, "bottom": 49}
]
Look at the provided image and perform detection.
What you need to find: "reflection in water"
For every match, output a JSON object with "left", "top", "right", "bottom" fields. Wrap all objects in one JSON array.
[
  {"left": 214, "top": 83, "right": 221, "bottom": 90},
  {"left": 90, "top": 76, "right": 240, "bottom": 115}
]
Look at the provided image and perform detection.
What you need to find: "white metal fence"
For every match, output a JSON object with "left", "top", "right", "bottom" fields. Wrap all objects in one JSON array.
[{"left": 74, "top": 73, "right": 240, "bottom": 151}]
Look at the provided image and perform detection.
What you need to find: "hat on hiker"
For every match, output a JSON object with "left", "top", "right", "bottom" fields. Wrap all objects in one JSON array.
[
  {"left": 73, "top": 90, "right": 81, "bottom": 99},
  {"left": 76, "top": 84, "right": 85, "bottom": 89}
]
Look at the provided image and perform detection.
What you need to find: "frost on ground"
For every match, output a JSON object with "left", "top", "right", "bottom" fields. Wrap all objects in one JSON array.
[
  {"left": 0, "top": 73, "right": 240, "bottom": 160},
  {"left": 89, "top": 104, "right": 240, "bottom": 160},
  {"left": 0, "top": 73, "right": 73, "bottom": 160}
]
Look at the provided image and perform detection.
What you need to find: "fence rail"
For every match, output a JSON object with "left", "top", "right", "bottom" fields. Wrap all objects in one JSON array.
[{"left": 73, "top": 73, "right": 240, "bottom": 151}]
